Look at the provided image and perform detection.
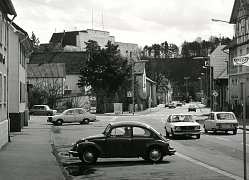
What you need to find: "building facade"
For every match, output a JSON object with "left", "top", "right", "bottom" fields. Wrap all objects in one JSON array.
[
  {"left": 0, "top": 0, "right": 17, "bottom": 149},
  {"left": 227, "top": 0, "right": 249, "bottom": 117}
]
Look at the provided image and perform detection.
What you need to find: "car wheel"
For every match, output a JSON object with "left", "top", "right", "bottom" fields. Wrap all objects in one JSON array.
[
  {"left": 203, "top": 125, "right": 208, "bottom": 133},
  {"left": 56, "top": 120, "right": 63, "bottom": 126},
  {"left": 165, "top": 129, "right": 169, "bottom": 137},
  {"left": 196, "top": 134, "right": 200, "bottom": 139},
  {"left": 213, "top": 129, "right": 217, "bottom": 134},
  {"left": 82, "top": 119, "right": 89, "bottom": 124},
  {"left": 233, "top": 129, "right": 237, "bottom": 135},
  {"left": 146, "top": 146, "right": 163, "bottom": 163},
  {"left": 171, "top": 129, "right": 175, "bottom": 139},
  {"left": 79, "top": 148, "right": 98, "bottom": 164}
]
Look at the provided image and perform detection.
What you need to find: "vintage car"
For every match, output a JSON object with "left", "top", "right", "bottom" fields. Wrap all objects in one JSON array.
[
  {"left": 47, "top": 108, "right": 96, "bottom": 125},
  {"left": 188, "top": 104, "right": 197, "bottom": 112},
  {"left": 164, "top": 114, "right": 201, "bottom": 139},
  {"left": 203, "top": 112, "right": 238, "bottom": 135},
  {"left": 69, "top": 121, "right": 176, "bottom": 164},
  {"left": 29, "top": 105, "right": 57, "bottom": 116},
  {"left": 168, "top": 102, "right": 176, "bottom": 108}
]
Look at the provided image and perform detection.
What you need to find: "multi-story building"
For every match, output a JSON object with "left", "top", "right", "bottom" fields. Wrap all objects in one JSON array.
[
  {"left": 226, "top": 0, "right": 249, "bottom": 117},
  {"left": 0, "top": 0, "right": 16, "bottom": 149},
  {"left": 40, "top": 29, "right": 139, "bottom": 57},
  {"left": 8, "top": 22, "right": 31, "bottom": 132}
]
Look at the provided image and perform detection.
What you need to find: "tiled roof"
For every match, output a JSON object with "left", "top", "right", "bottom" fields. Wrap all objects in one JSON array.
[
  {"left": 27, "top": 63, "right": 66, "bottom": 78},
  {"left": 29, "top": 51, "right": 88, "bottom": 75},
  {"left": 1, "top": 0, "right": 17, "bottom": 16}
]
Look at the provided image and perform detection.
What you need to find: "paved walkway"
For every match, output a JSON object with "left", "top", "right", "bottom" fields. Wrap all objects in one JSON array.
[{"left": 0, "top": 118, "right": 64, "bottom": 180}]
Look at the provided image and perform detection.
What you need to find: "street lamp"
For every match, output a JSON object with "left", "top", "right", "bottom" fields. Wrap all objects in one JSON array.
[{"left": 184, "top": 77, "right": 190, "bottom": 97}]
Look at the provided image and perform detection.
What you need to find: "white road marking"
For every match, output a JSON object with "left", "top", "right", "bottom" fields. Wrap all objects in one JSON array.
[
  {"left": 216, "top": 137, "right": 229, "bottom": 141},
  {"left": 176, "top": 152, "right": 243, "bottom": 180}
]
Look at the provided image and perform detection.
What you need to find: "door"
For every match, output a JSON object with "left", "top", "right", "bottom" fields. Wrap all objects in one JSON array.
[
  {"left": 64, "top": 109, "right": 76, "bottom": 123},
  {"left": 75, "top": 109, "right": 85, "bottom": 122},
  {"left": 131, "top": 126, "right": 154, "bottom": 157},
  {"left": 105, "top": 126, "right": 132, "bottom": 158}
]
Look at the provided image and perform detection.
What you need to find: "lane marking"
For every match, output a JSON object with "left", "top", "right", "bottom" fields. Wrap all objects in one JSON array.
[
  {"left": 176, "top": 152, "right": 243, "bottom": 180},
  {"left": 216, "top": 137, "right": 229, "bottom": 141}
]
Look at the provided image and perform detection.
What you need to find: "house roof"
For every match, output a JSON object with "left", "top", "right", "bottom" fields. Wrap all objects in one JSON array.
[
  {"left": 29, "top": 51, "right": 88, "bottom": 75},
  {"left": 230, "top": 0, "right": 249, "bottom": 23},
  {"left": 49, "top": 31, "right": 86, "bottom": 47},
  {"left": 27, "top": 63, "right": 66, "bottom": 78},
  {"left": 1, "top": 0, "right": 17, "bottom": 16}
]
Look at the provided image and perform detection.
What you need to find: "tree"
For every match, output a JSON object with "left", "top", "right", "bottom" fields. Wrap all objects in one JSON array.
[
  {"left": 77, "top": 40, "right": 132, "bottom": 113},
  {"left": 30, "top": 31, "right": 40, "bottom": 52}
]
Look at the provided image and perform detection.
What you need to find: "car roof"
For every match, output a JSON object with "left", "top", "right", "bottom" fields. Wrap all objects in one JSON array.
[
  {"left": 212, "top": 112, "right": 234, "bottom": 114},
  {"left": 110, "top": 121, "right": 151, "bottom": 128},
  {"left": 169, "top": 114, "right": 193, "bottom": 116}
]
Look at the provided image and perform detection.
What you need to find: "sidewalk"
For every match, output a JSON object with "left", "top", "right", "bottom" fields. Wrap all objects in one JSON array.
[{"left": 0, "top": 118, "right": 64, "bottom": 180}]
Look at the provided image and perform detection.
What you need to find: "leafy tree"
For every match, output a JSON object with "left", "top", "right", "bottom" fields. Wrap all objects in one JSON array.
[
  {"left": 161, "top": 41, "right": 169, "bottom": 58},
  {"left": 30, "top": 31, "right": 40, "bottom": 52},
  {"left": 77, "top": 40, "right": 132, "bottom": 113}
]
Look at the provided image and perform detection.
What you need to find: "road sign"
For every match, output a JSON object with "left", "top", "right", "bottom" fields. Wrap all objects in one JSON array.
[
  {"left": 205, "top": 61, "right": 210, "bottom": 66},
  {"left": 212, "top": 91, "right": 218, "bottom": 97},
  {"left": 127, "top": 91, "right": 132, "bottom": 97}
]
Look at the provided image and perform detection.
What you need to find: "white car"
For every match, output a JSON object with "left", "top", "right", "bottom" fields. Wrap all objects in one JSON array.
[
  {"left": 203, "top": 112, "right": 238, "bottom": 135},
  {"left": 47, "top": 108, "right": 96, "bottom": 126},
  {"left": 164, "top": 114, "right": 201, "bottom": 139}
]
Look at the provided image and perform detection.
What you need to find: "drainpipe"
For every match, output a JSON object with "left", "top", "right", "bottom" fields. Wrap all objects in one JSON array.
[{"left": 7, "top": 15, "right": 17, "bottom": 142}]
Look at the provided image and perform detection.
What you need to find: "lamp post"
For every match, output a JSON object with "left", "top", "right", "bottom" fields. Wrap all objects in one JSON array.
[{"left": 184, "top": 77, "right": 190, "bottom": 97}]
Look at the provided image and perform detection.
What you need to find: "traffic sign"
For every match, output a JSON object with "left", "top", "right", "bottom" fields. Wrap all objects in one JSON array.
[
  {"left": 212, "top": 91, "right": 218, "bottom": 97},
  {"left": 127, "top": 91, "right": 132, "bottom": 97}
]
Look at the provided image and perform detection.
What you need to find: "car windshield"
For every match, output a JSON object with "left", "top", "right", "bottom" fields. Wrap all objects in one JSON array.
[
  {"left": 103, "top": 124, "right": 111, "bottom": 135},
  {"left": 172, "top": 115, "right": 195, "bottom": 122},
  {"left": 216, "top": 113, "right": 235, "bottom": 120}
]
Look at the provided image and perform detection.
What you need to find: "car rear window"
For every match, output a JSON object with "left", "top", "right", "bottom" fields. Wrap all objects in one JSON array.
[{"left": 216, "top": 113, "right": 235, "bottom": 120}]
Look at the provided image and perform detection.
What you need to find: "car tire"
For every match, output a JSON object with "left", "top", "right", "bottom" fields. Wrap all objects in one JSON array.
[
  {"left": 213, "top": 129, "right": 217, "bottom": 134},
  {"left": 56, "top": 120, "right": 63, "bottom": 126},
  {"left": 146, "top": 146, "right": 163, "bottom": 163},
  {"left": 233, "top": 129, "right": 237, "bottom": 135},
  {"left": 196, "top": 134, "right": 200, "bottom": 139},
  {"left": 79, "top": 148, "right": 98, "bottom": 164},
  {"left": 82, "top": 119, "right": 89, "bottom": 124},
  {"left": 171, "top": 129, "right": 175, "bottom": 139},
  {"left": 165, "top": 129, "right": 169, "bottom": 137}
]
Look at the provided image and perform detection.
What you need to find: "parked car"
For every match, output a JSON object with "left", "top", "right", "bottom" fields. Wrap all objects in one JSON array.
[
  {"left": 188, "top": 105, "right": 197, "bottom": 112},
  {"left": 203, "top": 112, "right": 238, "bottom": 135},
  {"left": 165, "top": 103, "right": 169, "bottom": 108},
  {"left": 168, "top": 102, "right": 176, "bottom": 108},
  {"left": 47, "top": 108, "right": 96, "bottom": 126},
  {"left": 69, "top": 121, "right": 176, "bottom": 164},
  {"left": 29, "top": 105, "right": 57, "bottom": 116},
  {"left": 164, "top": 114, "right": 201, "bottom": 139},
  {"left": 176, "top": 101, "right": 183, "bottom": 107}
]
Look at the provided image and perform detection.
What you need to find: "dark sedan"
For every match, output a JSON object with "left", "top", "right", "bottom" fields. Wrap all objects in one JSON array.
[{"left": 69, "top": 121, "right": 176, "bottom": 164}]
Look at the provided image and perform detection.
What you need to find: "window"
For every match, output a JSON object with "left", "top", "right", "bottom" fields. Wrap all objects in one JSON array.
[
  {"left": 20, "top": 82, "right": 26, "bottom": 103},
  {"left": 4, "top": 75, "right": 6, "bottom": 102},
  {"left": 133, "top": 127, "right": 151, "bottom": 137},
  {"left": 110, "top": 126, "right": 132, "bottom": 137}
]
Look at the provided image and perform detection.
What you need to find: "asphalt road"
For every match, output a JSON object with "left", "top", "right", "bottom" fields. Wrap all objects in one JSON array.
[{"left": 46, "top": 103, "right": 248, "bottom": 180}]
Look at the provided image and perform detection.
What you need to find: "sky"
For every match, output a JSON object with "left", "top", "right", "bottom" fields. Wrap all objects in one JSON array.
[{"left": 11, "top": 0, "right": 235, "bottom": 48}]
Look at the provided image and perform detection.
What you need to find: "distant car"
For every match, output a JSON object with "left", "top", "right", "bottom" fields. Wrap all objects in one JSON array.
[
  {"left": 188, "top": 105, "right": 197, "bottom": 112},
  {"left": 203, "top": 112, "right": 238, "bottom": 135},
  {"left": 29, "top": 105, "right": 57, "bottom": 116},
  {"left": 168, "top": 103, "right": 176, "bottom": 108},
  {"left": 47, "top": 108, "right": 96, "bottom": 126},
  {"left": 165, "top": 103, "right": 169, "bottom": 108},
  {"left": 69, "top": 121, "right": 176, "bottom": 164},
  {"left": 176, "top": 101, "right": 183, "bottom": 107},
  {"left": 164, "top": 114, "right": 201, "bottom": 139}
]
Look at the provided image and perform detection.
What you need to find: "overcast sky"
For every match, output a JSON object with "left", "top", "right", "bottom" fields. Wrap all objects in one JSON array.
[{"left": 12, "top": 0, "right": 235, "bottom": 48}]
